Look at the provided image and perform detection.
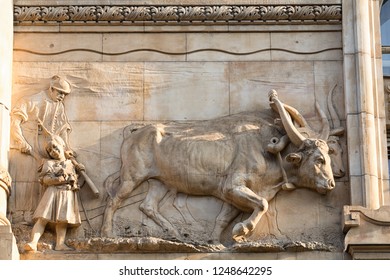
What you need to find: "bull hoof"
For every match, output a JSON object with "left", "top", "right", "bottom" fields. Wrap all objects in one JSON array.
[
  {"left": 24, "top": 242, "right": 37, "bottom": 252},
  {"left": 232, "top": 222, "right": 249, "bottom": 241}
]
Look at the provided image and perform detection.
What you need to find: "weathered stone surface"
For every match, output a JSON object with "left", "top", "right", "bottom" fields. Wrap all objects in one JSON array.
[
  {"left": 0, "top": 226, "right": 19, "bottom": 260},
  {"left": 144, "top": 62, "right": 230, "bottom": 120},
  {"left": 7, "top": 0, "right": 358, "bottom": 260},
  {"left": 11, "top": 60, "right": 347, "bottom": 254}
]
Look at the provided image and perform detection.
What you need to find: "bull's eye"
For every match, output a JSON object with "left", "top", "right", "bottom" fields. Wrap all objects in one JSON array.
[
  {"left": 316, "top": 157, "right": 325, "bottom": 165},
  {"left": 329, "top": 148, "right": 335, "bottom": 154}
]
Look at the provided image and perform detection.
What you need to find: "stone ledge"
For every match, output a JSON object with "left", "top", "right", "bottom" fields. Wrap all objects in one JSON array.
[
  {"left": 20, "top": 237, "right": 344, "bottom": 260},
  {"left": 343, "top": 206, "right": 390, "bottom": 259},
  {"left": 18, "top": 236, "right": 338, "bottom": 260}
]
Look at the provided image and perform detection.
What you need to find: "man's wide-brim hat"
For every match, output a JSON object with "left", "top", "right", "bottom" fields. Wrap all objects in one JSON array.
[{"left": 50, "top": 75, "right": 71, "bottom": 94}]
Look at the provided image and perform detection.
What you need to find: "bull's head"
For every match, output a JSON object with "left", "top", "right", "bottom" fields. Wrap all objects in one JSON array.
[
  {"left": 327, "top": 135, "right": 345, "bottom": 178},
  {"left": 286, "top": 139, "right": 335, "bottom": 194},
  {"left": 270, "top": 85, "right": 346, "bottom": 178},
  {"left": 269, "top": 90, "right": 335, "bottom": 194}
]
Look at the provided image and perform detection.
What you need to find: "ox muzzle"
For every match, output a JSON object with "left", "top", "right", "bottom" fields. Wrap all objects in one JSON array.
[{"left": 316, "top": 179, "right": 335, "bottom": 194}]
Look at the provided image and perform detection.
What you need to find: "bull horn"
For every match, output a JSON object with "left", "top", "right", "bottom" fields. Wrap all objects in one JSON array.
[
  {"left": 268, "top": 90, "right": 305, "bottom": 147},
  {"left": 327, "top": 84, "right": 343, "bottom": 133},
  {"left": 283, "top": 104, "right": 310, "bottom": 128},
  {"left": 270, "top": 102, "right": 309, "bottom": 128},
  {"left": 316, "top": 102, "right": 330, "bottom": 140}
]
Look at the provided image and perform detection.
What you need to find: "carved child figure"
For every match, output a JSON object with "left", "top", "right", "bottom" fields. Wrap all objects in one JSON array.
[{"left": 24, "top": 136, "right": 84, "bottom": 252}]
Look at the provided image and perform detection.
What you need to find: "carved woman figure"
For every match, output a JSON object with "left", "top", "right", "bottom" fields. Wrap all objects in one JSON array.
[{"left": 24, "top": 136, "right": 83, "bottom": 251}]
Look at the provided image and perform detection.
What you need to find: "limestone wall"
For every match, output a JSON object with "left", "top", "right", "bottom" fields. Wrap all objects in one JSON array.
[{"left": 10, "top": 1, "right": 352, "bottom": 258}]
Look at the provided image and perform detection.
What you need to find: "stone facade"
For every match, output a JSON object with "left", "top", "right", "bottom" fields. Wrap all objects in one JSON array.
[{"left": 0, "top": 0, "right": 388, "bottom": 260}]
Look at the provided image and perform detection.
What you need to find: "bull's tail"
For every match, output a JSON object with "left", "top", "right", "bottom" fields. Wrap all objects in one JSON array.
[
  {"left": 105, "top": 124, "right": 147, "bottom": 198},
  {"left": 104, "top": 171, "right": 121, "bottom": 198}
]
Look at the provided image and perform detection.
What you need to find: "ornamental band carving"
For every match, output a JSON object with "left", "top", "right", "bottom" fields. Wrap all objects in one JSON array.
[{"left": 14, "top": 5, "right": 342, "bottom": 24}]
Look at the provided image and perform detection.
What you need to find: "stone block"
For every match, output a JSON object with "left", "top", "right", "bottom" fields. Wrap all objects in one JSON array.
[
  {"left": 103, "top": 33, "right": 187, "bottom": 62},
  {"left": 270, "top": 32, "right": 342, "bottom": 61},
  {"left": 229, "top": 61, "right": 315, "bottom": 116},
  {"left": 342, "top": 0, "right": 355, "bottom": 55},
  {"left": 346, "top": 114, "right": 363, "bottom": 176},
  {"left": 0, "top": 226, "right": 20, "bottom": 260},
  {"left": 63, "top": 62, "right": 144, "bottom": 121},
  {"left": 12, "top": 62, "right": 144, "bottom": 122},
  {"left": 186, "top": 33, "right": 271, "bottom": 61},
  {"left": 13, "top": 33, "right": 103, "bottom": 62},
  {"left": 343, "top": 54, "right": 359, "bottom": 114},
  {"left": 313, "top": 61, "right": 345, "bottom": 122},
  {"left": 144, "top": 62, "right": 230, "bottom": 120}
]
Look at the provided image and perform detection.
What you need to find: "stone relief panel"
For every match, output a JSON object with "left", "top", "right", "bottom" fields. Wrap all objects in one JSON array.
[
  {"left": 101, "top": 91, "right": 337, "bottom": 241},
  {"left": 10, "top": 61, "right": 348, "bottom": 253}
]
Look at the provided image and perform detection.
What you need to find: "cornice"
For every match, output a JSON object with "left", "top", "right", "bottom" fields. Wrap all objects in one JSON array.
[{"left": 14, "top": 4, "right": 342, "bottom": 25}]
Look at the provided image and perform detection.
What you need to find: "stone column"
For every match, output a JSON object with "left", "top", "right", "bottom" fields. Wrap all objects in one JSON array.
[
  {"left": 0, "top": 168, "right": 11, "bottom": 225},
  {"left": 0, "top": 1, "right": 12, "bottom": 168},
  {"left": 0, "top": 0, "right": 13, "bottom": 220},
  {"left": 343, "top": 0, "right": 390, "bottom": 259},
  {"left": 0, "top": 0, "right": 19, "bottom": 260}
]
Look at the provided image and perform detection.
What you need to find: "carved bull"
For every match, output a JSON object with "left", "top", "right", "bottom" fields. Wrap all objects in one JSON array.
[
  {"left": 101, "top": 91, "right": 335, "bottom": 241},
  {"left": 165, "top": 86, "right": 345, "bottom": 241}
]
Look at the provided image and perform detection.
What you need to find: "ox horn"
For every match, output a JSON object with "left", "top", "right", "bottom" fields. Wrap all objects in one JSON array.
[
  {"left": 283, "top": 104, "right": 309, "bottom": 128},
  {"left": 316, "top": 101, "right": 330, "bottom": 140},
  {"left": 327, "top": 84, "right": 345, "bottom": 136},
  {"left": 328, "top": 84, "right": 339, "bottom": 128},
  {"left": 270, "top": 102, "right": 310, "bottom": 129},
  {"left": 268, "top": 90, "right": 306, "bottom": 147}
]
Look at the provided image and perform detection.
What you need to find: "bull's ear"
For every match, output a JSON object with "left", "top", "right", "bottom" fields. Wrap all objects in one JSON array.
[{"left": 286, "top": 153, "right": 302, "bottom": 164}]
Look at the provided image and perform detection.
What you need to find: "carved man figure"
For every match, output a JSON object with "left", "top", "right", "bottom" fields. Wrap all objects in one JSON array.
[
  {"left": 9, "top": 75, "right": 72, "bottom": 222},
  {"left": 24, "top": 136, "right": 83, "bottom": 251}
]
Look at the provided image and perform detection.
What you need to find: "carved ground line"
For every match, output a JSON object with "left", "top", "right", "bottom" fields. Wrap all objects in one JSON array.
[
  {"left": 14, "top": 5, "right": 342, "bottom": 24},
  {"left": 13, "top": 47, "right": 342, "bottom": 56}
]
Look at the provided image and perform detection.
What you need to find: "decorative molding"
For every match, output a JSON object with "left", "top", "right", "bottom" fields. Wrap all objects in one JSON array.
[
  {"left": 343, "top": 205, "right": 390, "bottom": 259},
  {"left": 343, "top": 205, "right": 390, "bottom": 233},
  {"left": 14, "top": 5, "right": 342, "bottom": 25},
  {"left": 384, "top": 77, "right": 390, "bottom": 124},
  {"left": 13, "top": 47, "right": 342, "bottom": 57}
]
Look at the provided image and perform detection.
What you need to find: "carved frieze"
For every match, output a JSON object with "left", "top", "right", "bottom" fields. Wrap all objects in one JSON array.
[
  {"left": 100, "top": 90, "right": 337, "bottom": 245},
  {"left": 14, "top": 5, "right": 342, "bottom": 25}
]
